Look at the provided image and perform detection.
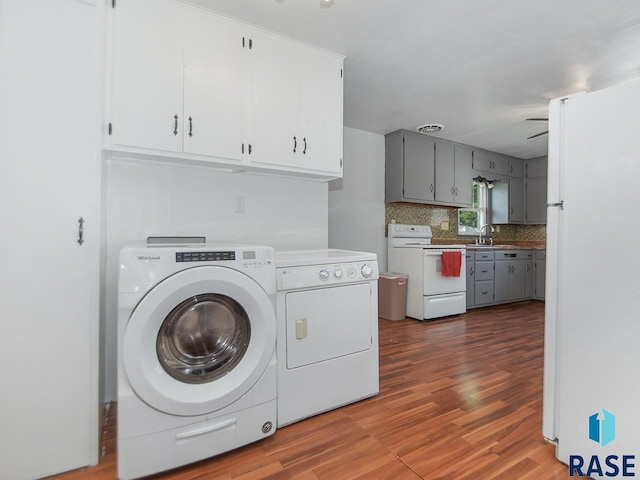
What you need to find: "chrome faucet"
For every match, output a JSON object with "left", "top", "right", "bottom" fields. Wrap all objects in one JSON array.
[{"left": 478, "top": 223, "right": 491, "bottom": 245}]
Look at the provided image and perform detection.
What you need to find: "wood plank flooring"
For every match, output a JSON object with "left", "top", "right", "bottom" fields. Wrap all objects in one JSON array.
[{"left": 49, "top": 301, "right": 570, "bottom": 480}]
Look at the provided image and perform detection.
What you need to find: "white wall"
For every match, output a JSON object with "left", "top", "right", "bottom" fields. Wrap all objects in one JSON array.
[
  {"left": 103, "top": 156, "right": 328, "bottom": 401},
  {"left": 329, "top": 127, "right": 387, "bottom": 269}
]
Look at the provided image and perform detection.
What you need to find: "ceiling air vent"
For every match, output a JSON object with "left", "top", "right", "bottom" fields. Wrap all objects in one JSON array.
[{"left": 416, "top": 124, "right": 444, "bottom": 134}]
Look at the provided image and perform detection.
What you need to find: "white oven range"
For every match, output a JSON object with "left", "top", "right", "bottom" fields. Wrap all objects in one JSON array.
[{"left": 387, "top": 224, "right": 466, "bottom": 320}]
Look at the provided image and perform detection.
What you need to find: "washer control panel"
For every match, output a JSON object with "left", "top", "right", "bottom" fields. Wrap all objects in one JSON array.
[{"left": 277, "top": 261, "right": 379, "bottom": 291}]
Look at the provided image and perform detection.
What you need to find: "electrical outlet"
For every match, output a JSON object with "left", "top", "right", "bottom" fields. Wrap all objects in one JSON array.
[
  {"left": 441, "top": 220, "right": 449, "bottom": 231},
  {"left": 235, "top": 196, "right": 245, "bottom": 214}
]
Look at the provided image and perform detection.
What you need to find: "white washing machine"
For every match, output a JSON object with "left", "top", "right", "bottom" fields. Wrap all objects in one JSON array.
[
  {"left": 117, "top": 244, "right": 277, "bottom": 479},
  {"left": 275, "top": 249, "right": 379, "bottom": 427}
]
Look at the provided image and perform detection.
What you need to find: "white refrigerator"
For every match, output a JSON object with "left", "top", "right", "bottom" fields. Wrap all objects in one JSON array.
[{"left": 543, "top": 78, "right": 640, "bottom": 476}]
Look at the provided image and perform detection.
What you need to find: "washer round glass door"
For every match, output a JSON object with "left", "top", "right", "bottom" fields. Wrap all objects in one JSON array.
[
  {"left": 123, "top": 266, "right": 275, "bottom": 416},
  {"left": 156, "top": 293, "right": 251, "bottom": 384}
]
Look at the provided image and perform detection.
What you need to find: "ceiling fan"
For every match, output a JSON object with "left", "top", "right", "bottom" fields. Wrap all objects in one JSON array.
[{"left": 526, "top": 118, "right": 548, "bottom": 139}]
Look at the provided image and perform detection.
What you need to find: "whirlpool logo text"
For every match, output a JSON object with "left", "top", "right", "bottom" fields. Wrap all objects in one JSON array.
[{"left": 569, "top": 409, "right": 636, "bottom": 477}]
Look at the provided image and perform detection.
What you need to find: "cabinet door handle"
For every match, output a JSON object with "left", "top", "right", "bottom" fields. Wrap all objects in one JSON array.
[
  {"left": 451, "top": 186, "right": 455, "bottom": 195},
  {"left": 173, "top": 114, "right": 178, "bottom": 136},
  {"left": 188, "top": 117, "right": 193, "bottom": 137},
  {"left": 303, "top": 137, "right": 307, "bottom": 154},
  {"left": 293, "top": 136, "right": 297, "bottom": 153},
  {"left": 429, "top": 184, "right": 434, "bottom": 193},
  {"left": 455, "top": 186, "right": 459, "bottom": 195},
  {"left": 77, "top": 217, "right": 85, "bottom": 246}
]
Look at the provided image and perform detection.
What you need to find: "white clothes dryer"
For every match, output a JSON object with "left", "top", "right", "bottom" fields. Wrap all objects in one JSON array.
[
  {"left": 275, "top": 249, "right": 379, "bottom": 427},
  {"left": 117, "top": 244, "right": 276, "bottom": 480}
]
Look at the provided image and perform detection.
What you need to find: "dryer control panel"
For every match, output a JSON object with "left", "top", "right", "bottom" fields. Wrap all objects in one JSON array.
[{"left": 277, "top": 261, "right": 379, "bottom": 291}]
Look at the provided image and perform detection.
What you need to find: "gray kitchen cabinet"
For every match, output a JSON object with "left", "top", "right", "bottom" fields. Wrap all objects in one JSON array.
[
  {"left": 534, "top": 250, "right": 546, "bottom": 300},
  {"left": 435, "top": 142, "right": 473, "bottom": 206},
  {"left": 385, "top": 130, "right": 435, "bottom": 203},
  {"left": 385, "top": 131, "right": 472, "bottom": 207},
  {"left": 494, "top": 250, "right": 527, "bottom": 303},
  {"left": 492, "top": 157, "right": 524, "bottom": 224},
  {"left": 525, "top": 156, "right": 548, "bottom": 224},
  {"left": 472, "top": 250, "right": 495, "bottom": 307},
  {"left": 509, "top": 158, "right": 524, "bottom": 177},
  {"left": 509, "top": 177, "right": 525, "bottom": 222},
  {"left": 465, "top": 251, "right": 475, "bottom": 308},
  {"left": 525, "top": 250, "right": 534, "bottom": 298},
  {"left": 472, "top": 149, "right": 510, "bottom": 176},
  {"left": 474, "top": 260, "right": 494, "bottom": 281},
  {"left": 475, "top": 281, "right": 495, "bottom": 306}
]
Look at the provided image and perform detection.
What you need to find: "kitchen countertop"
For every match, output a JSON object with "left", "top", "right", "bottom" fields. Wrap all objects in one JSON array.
[{"left": 434, "top": 240, "right": 546, "bottom": 250}]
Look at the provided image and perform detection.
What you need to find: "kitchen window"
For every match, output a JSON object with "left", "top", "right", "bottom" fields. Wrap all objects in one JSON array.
[{"left": 457, "top": 181, "right": 488, "bottom": 236}]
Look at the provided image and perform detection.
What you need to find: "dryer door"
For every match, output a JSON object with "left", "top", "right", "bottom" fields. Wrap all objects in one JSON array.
[{"left": 123, "top": 266, "right": 275, "bottom": 416}]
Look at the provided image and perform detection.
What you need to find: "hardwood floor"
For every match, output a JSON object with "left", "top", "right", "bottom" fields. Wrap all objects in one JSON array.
[{"left": 49, "top": 301, "right": 570, "bottom": 480}]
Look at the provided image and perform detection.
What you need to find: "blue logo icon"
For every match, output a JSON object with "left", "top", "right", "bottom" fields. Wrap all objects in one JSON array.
[{"left": 589, "top": 409, "right": 616, "bottom": 447}]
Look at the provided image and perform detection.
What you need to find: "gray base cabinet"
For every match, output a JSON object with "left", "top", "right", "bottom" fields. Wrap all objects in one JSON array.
[
  {"left": 466, "top": 251, "right": 475, "bottom": 307},
  {"left": 471, "top": 250, "right": 495, "bottom": 307},
  {"left": 467, "top": 248, "right": 545, "bottom": 308},
  {"left": 494, "top": 251, "right": 527, "bottom": 303},
  {"left": 475, "top": 281, "right": 495, "bottom": 306},
  {"left": 525, "top": 251, "right": 534, "bottom": 298},
  {"left": 534, "top": 250, "right": 546, "bottom": 300}
]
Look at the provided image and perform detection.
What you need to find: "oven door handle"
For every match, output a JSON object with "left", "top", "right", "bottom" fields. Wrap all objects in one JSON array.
[{"left": 423, "top": 250, "right": 464, "bottom": 256}]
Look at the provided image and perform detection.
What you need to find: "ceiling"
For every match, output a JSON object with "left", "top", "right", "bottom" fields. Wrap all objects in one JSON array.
[{"left": 186, "top": 0, "right": 640, "bottom": 159}]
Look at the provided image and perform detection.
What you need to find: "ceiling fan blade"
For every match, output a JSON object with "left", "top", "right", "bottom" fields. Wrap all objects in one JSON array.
[
  {"left": 526, "top": 118, "right": 549, "bottom": 121},
  {"left": 526, "top": 130, "right": 549, "bottom": 140}
]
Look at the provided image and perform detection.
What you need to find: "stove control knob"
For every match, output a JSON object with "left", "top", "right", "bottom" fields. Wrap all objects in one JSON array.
[
  {"left": 361, "top": 263, "right": 373, "bottom": 278},
  {"left": 319, "top": 269, "right": 330, "bottom": 281},
  {"left": 347, "top": 268, "right": 357, "bottom": 278},
  {"left": 334, "top": 269, "right": 343, "bottom": 279}
]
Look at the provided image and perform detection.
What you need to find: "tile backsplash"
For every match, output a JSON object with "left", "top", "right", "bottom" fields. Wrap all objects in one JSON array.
[{"left": 385, "top": 203, "right": 546, "bottom": 242}]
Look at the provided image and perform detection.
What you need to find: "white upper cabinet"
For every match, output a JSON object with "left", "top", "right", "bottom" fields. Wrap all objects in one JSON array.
[
  {"left": 182, "top": 9, "right": 246, "bottom": 160},
  {"left": 108, "top": 0, "right": 344, "bottom": 179},
  {"left": 299, "top": 49, "right": 344, "bottom": 174},
  {"left": 251, "top": 33, "right": 344, "bottom": 175},
  {"left": 110, "top": 0, "right": 184, "bottom": 152},
  {"left": 250, "top": 31, "right": 300, "bottom": 167}
]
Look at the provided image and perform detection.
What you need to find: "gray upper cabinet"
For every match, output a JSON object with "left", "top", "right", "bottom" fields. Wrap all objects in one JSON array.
[
  {"left": 509, "top": 158, "right": 524, "bottom": 177},
  {"left": 385, "top": 130, "right": 471, "bottom": 207},
  {"left": 385, "top": 130, "right": 435, "bottom": 203},
  {"left": 435, "top": 142, "right": 473, "bottom": 206},
  {"left": 525, "top": 156, "right": 548, "bottom": 224},
  {"left": 491, "top": 157, "right": 524, "bottom": 224},
  {"left": 472, "top": 149, "right": 510, "bottom": 176},
  {"left": 404, "top": 133, "right": 436, "bottom": 202}
]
